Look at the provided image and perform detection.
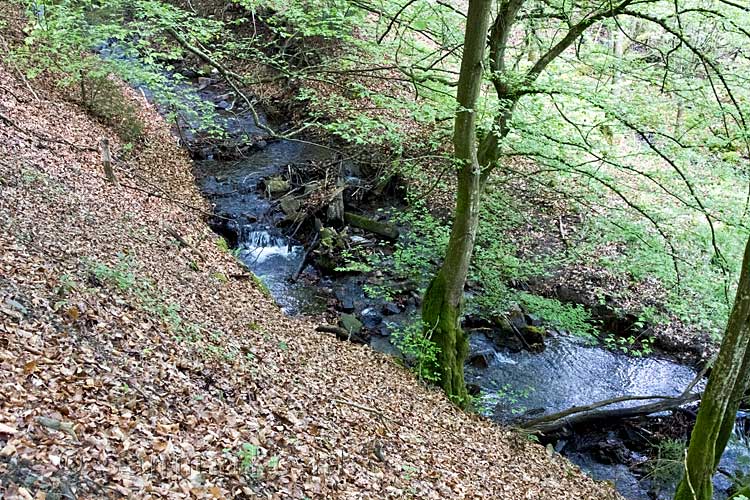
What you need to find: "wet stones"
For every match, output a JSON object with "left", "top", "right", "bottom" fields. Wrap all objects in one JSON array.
[
  {"left": 519, "top": 325, "right": 546, "bottom": 352},
  {"left": 382, "top": 302, "right": 401, "bottom": 316},
  {"left": 468, "top": 349, "right": 495, "bottom": 369},
  {"left": 264, "top": 176, "right": 289, "bottom": 196},
  {"left": 279, "top": 198, "right": 301, "bottom": 217},
  {"left": 197, "top": 76, "right": 212, "bottom": 90},
  {"left": 360, "top": 307, "right": 383, "bottom": 329}
]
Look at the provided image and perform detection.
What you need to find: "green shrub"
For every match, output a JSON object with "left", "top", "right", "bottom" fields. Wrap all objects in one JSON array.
[
  {"left": 517, "top": 292, "right": 597, "bottom": 340},
  {"left": 389, "top": 319, "right": 440, "bottom": 382},
  {"left": 646, "top": 438, "right": 687, "bottom": 488},
  {"left": 80, "top": 72, "right": 144, "bottom": 144}
]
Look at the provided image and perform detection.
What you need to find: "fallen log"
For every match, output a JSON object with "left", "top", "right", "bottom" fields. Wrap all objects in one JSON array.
[
  {"left": 344, "top": 212, "right": 399, "bottom": 240},
  {"left": 521, "top": 392, "right": 701, "bottom": 435}
]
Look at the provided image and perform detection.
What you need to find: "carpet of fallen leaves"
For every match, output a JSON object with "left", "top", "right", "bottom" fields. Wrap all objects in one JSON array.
[{"left": 0, "top": 61, "right": 623, "bottom": 499}]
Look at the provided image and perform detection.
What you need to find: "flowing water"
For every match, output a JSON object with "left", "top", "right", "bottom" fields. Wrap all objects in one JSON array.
[
  {"left": 120, "top": 55, "right": 750, "bottom": 500},
  {"left": 194, "top": 141, "right": 334, "bottom": 314},
  {"left": 465, "top": 332, "right": 750, "bottom": 499}
]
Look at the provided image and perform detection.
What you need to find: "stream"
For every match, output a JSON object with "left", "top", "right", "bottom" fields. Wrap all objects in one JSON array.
[{"left": 126, "top": 58, "right": 750, "bottom": 500}]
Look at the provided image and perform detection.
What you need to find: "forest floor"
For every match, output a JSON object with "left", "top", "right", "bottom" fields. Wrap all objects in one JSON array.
[{"left": 0, "top": 50, "right": 627, "bottom": 500}]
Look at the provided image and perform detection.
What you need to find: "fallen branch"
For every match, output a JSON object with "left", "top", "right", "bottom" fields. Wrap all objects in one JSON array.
[
  {"left": 521, "top": 392, "right": 701, "bottom": 434},
  {"left": 316, "top": 324, "right": 367, "bottom": 344},
  {"left": 164, "top": 225, "right": 191, "bottom": 248},
  {"left": 344, "top": 212, "right": 399, "bottom": 240}
]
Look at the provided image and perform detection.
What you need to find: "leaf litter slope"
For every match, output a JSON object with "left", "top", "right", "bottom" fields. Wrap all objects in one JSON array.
[{"left": 0, "top": 62, "right": 621, "bottom": 499}]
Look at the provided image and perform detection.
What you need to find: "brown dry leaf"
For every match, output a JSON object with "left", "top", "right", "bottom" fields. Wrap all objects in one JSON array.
[
  {"left": 0, "top": 15, "right": 623, "bottom": 499},
  {"left": 65, "top": 305, "right": 79, "bottom": 321},
  {"left": 152, "top": 438, "right": 169, "bottom": 452},
  {"left": 0, "top": 423, "right": 18, "bottom": 435},
  {"left": 23, "top": 359, "right": 37, "bottom": 374}
]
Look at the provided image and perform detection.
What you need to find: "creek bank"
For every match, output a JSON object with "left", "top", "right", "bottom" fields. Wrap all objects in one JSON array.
[
  {"left": 524, "top": 273, "right": 717, "bottom": 366},
  {"left": 138, "top": 55, "right": 741, "bottom": 500}
]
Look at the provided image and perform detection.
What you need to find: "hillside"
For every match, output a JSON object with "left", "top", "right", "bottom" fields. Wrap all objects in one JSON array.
[{"left": 0, "top": 60, "right": 623, "bottom": 498}]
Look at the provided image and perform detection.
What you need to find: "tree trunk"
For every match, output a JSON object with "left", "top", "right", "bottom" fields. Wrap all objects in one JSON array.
[
  {"left": 421, "top": 0, "right": 492, "bottom": 406},
  {"left": 675, "top": 236, "right": 750, "bottom": 500}
]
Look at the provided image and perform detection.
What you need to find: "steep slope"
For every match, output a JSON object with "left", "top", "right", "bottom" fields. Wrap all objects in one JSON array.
[{"left": 0, "top": 63, "right": 622, "bottom": 499}]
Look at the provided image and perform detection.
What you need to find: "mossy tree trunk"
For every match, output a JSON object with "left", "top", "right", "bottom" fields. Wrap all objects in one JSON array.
[
  {"left": 422, "top": 0, "right": 639, "bottom": 405},
  {"left": 674, "top": 236, "right": 750, "bottom": 500},
  {"left": 421, "top": 0, "right": 493, "bottom": 406}
]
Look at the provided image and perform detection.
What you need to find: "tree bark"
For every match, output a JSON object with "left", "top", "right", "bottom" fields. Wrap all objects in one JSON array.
[
  {"left": 421, "top": 0, "right": 493, "bottom": 406},
  {"left": 675, "top": 236, "right": 750, "bottom": 500}
]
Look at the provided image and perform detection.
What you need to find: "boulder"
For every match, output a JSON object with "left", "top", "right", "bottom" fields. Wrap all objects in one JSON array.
[
  {"left": 197, "top": 76, "right": 212, "bottom": 89},
  {"left": 339, "top": 314, "right": 363, "bottom": 335},
  {"left": 520, "top": 325, "right": 546, "bottom": 352},
  {"left": 265, "top": 177, "right": 289, "bottom": 196},
  {"left": 525, "top": 313, "right": 543, "bottom": 327},
  {"left": 468, "top": 350, "right": 494, "bottom": 369},
  {"left": 335, "top": 289, "right": 355, "bottom": 312},
  {"left": 507, "top": 304, "right": 527, "bottom": 331},
  {"left": 279, "top": 197, "right": 301, "bottom": 216},
  {"left": 466, "top": 383, "right": 482, "bottom": 396},
  {"left": 382, "top": 302, "right": 401, "bottom": 316},
  {"left": 490, "top": 331, "right": 524, "bottom": 352},
  {"left": 360, "top": 307, "right": 383, "bottom": 329}
]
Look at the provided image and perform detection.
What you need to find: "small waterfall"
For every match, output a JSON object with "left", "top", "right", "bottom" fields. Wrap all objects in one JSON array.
[
  {"left": 242, "top": 228, "right": 289, "bottom": 249},
  {"left": 733, "top": 411, "right": 750, "bottom": 445},
  {"left": 493, "top": 351, "right": 518, "bottom": 365}
]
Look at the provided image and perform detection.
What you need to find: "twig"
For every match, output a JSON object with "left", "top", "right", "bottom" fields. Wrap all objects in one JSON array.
[
  {"left": 684, "top": 449, "right": 697, "bottom": 499},
  {"left": 164, "top": 225, "right": 191, "bottom": 248},
  {"left": 0, "top": 34, "right": 40, "bottom": 102},
  {"left": 0, "top": 83, "right": 28, "bottom": 103},
  {"left": 557, "top": 215, "right": 569, "bottom": 251},
  {"left": 333, "top": 398, "right": 392, "bottom": 422}
]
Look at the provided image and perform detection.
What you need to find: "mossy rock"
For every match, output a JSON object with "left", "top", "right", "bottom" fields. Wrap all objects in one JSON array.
[
  {"left": 339, "top": 314, "right": 363, "bottom": 335},
  {"left": 520, "top": 325, "right": 546, "bottom": 351},
  {"left": 266, "top": 176, "right": 289, "bottom": 196}
]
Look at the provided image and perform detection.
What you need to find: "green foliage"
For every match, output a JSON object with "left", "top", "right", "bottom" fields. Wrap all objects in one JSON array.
[
  {"left": 388, "top": 203, "right": 450, "bottom": 290},
  {"left": 216, "top": 236, "right": 230, "bottom": 253},
  {"left": 236, "top": 442, "right": 280, "bottom": 481},
  {"left": 335, "top": 248, "right": 374, "bottom": 273},
  {"left": 602, "top": 333, "right": 654, "bottom": 357},
  {"left": 475, "top": 384, "right": 536, "bottom": 416},
  {"left": 87, "top": 255, "right": 201, "bottom": 342},
  {"left": 645, "top": 438, "right": 687, "bottom": 488},
  {"left": 16, "top": 0, "right": 223, "bottom": 137},
  {"left": 389, "top": 319, "right": 440, "bottom": 383},
  {"left": 79, "top": 72, "right": 144, "bottom": 144},
  {"left": 516, "top": 293, "right": 597, "bottom": 340},
  {"left": 90, "top": 254, "right": 137, "bottom": 291}
]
